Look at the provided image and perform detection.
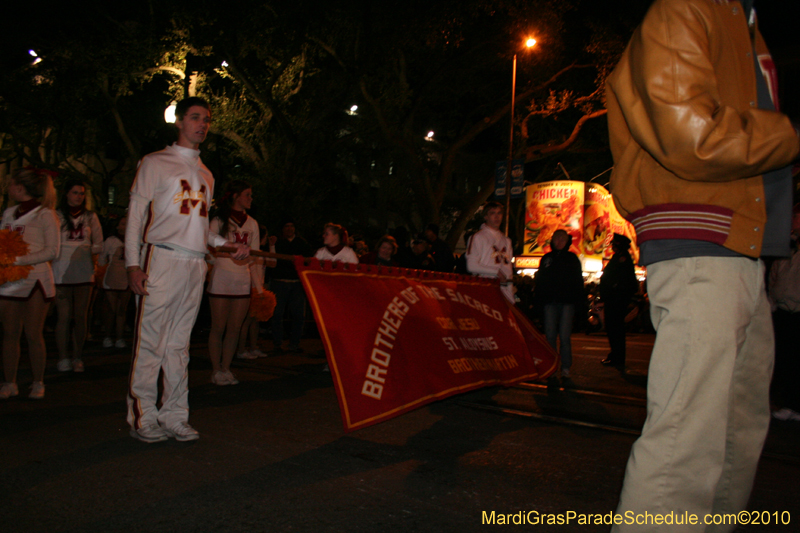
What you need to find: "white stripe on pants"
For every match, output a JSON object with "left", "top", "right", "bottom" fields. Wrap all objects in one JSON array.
[
  {"left": 613, "top": 256, "right": 773, "bottom": 533},
  {"left": 127, "top": 245, "right": 207, "bottom": 430}
]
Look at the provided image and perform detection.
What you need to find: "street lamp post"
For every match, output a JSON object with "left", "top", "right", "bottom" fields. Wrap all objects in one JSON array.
[{"left": 505, "top": 38, "right": 536, "bottom": 237}]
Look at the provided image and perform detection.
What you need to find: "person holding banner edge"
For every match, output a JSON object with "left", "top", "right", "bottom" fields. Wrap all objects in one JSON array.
[
  {"left": 206, "top": 179, "right": 261, "bottom": 386},
  {"left": 125, "top": 97, "right": 249, "bottom": 443},
  {"left": 466, "top": 201, "right": 514, "bottom": 304}
]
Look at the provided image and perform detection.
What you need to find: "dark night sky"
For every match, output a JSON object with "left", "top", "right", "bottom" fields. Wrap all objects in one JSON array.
[{"left": 2, "top": 1, "right": 798, "bottom": 116}]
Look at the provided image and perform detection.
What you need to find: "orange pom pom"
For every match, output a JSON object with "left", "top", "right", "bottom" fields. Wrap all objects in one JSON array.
[
  {"left": 0, "top": 265, "right": 33, "bottom": 286},
  {"left": 0, "top": 229, "right": 29, "bottom": 266},
  {"left": 0, "top": 230, "right": 32, "bottom": 286},
  {"left": 249, "top": 289, "right": 277, "bottom": 321}
]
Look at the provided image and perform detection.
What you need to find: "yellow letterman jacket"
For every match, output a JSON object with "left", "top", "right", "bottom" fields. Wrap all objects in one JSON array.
[{"left": 606, "top": 0, "right": 799, "bottom": 258}]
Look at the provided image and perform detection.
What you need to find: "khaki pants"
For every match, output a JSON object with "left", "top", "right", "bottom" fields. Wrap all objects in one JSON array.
[{"left": 613, "top": 257, "right": 773, "bottom": 532}]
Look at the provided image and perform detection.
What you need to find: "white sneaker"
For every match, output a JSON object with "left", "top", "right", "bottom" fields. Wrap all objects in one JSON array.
[
  {"left": 29, "top": 381, "right": 45, "bottom": 400},
  {"left": 211, "top": 371, "right": 232, "bottom": 386},
  {"left": 72, "top": 359, "right": 84, "bottom": 373},
  {"left": 103, "top": 337, "right": 113, "bottom": 348},
  {"left": 129, "top": 424, "right": 168, "bottom": 443},
  {"left": 772, "top": 408, "right": 800, "bottom": 422},
  {"left": 162, "top": 422, "right": 200, "bottom": 441},
  {"left": 236, "top": 351, "right": 258, "bottom": 360},
  {"left": 57, "top": 359, "right": 72, "bottom": 372},
  {"left": 250, "top": 349, "right": 267, "bottom": 358},
  {"left": 0, "top": 382, "right": 19, "bottom": 399},
  {"left": 115, "top": 339, "right": 127, "bottom": 348},
  {"left": 222, "top": 370, "right": 239, "bottom": 385}
]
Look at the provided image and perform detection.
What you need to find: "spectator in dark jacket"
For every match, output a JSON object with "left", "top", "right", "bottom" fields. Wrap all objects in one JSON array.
[
  {"left": 535, "top": 229, "right": 584, "bottom": 378},
  {"left": 406, "top": 234, "right": 437, "bottom": 271},
  {"left": 424, "top": 223, "right": 455, "bottom": 273},
  {"left": 269, "top": 219, "right": 313, "bottom": 354},
  {"left": 599, "top": 233, "right": 638, "bottom": 369}
]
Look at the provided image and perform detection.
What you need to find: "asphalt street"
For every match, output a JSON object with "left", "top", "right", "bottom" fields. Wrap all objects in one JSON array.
[{"left": 2, "top": 331, "right": 799, "bottom": 532}]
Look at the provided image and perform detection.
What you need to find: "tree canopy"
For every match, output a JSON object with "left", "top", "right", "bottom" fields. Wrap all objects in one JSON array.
[{"left": 1, "top": 0, "right": 651, "bottom": 246}]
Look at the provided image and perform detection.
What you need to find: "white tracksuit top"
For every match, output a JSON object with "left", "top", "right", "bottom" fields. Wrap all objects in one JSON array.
[{"left": 125, "top": 143, "right": 227, "bottom": 266}]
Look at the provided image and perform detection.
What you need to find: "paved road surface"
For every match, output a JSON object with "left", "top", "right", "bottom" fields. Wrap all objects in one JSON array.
[{"left": 2, "top": 332, "right": 798, "bottom": 532}]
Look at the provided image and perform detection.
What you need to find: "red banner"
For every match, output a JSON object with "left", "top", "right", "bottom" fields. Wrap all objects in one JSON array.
[{"left": 296, "top": 259, "right": 558, "bottom": 431}]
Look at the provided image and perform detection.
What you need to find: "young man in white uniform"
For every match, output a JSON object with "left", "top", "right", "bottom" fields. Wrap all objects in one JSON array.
[
  {"left": 466, "top": 201, "right": 515, "bottom": 303},
  {"left": 125, "top": 97, "right": 249, "bottom": 443}
]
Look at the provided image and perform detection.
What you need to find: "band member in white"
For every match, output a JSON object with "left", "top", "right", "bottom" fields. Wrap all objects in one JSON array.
[
  {"left": 206, "top": 180, "right": 261, "bottom": 385},
  {"left": 52, "top": 179, "right": 103, "bottom": 373},
  {"left": 125, "top": 97, "right": 249, "bottom": 443},
  {"left": 466, "top": 201, "right": 515, "bottom": 303},
  {"left": 0, "top": 168, "right": 59, "bottom": 400}
]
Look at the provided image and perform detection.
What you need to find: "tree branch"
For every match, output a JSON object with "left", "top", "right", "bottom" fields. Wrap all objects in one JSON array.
[
  {"left": 99, "top": 75, "right": 138, "bottom": 162},
  {"left": 308, "top": 36, "right": 348, "bottom": 69},
  {"left": 133, "top": 66, "right": 186, "bottom": 79},
  {"left": 225, "top": 59, "right": 298, "bottom": 144},
  {"left": 214, "top": 128, "right": 263, "bottom": 165},
  {"left": 436, "top": 62, "right": 588, "bottom": 206},
  {"left": 523, "top": 109, "right": 607, "bottom": 160}
]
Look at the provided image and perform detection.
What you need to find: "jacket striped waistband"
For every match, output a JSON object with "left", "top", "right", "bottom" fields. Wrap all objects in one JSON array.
[{"left": 628, "top": 204, "right": 733, "bottom": 245}]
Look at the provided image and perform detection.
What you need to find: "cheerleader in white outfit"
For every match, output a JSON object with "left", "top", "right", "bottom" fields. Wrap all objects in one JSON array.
[
  {"left": 314, "top": 223, "right": 357, "bottom": 372},
  {"left": 314, "top": 223, "right": 359, "bottom": 264},
  {"left": 52, "top": 180, "right": 103, "bottom": 373},
  {"left": 207, "top": 180, "right": 261, "bottom": 385},
  {"left": 98, "top": 216, "right": 131, "bottom": 348},
  {"left": 237, "top": 226, "right": 276, "bottom": 358},
  {"left": 0, "top": 168, "right": 59, "bottom": 400}
]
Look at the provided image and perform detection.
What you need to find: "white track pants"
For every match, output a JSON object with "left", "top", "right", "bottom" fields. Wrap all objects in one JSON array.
[{"left": 127, "top": 245, "right": 207, "bottom": 430}]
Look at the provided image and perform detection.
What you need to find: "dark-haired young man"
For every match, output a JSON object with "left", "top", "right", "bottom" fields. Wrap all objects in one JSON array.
[{"left": 125, "top": 97, "right": 249, "bottom": 443}]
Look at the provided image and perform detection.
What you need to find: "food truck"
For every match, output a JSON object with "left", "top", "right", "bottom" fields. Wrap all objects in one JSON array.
[{"left": 515, "top": 181, "right": 639, "bottom": 279}]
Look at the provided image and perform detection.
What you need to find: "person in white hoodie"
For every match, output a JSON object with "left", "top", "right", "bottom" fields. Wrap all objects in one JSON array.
[{"left": 466, "top": 201, "right": 514, "bottom": 303}]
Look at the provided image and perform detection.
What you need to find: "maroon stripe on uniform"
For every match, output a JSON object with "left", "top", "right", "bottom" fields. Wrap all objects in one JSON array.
[{"left": 127, "top": 244, "right": 154, "bottom": 430}]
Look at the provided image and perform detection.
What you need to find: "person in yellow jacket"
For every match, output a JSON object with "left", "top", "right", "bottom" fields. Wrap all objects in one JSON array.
[{"left": 605, "top": 0, "right": 800, "bottom": 530}]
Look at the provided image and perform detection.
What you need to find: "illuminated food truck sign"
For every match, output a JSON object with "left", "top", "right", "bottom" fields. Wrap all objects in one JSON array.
[{"left": 517, "top": 181, "right": 638, "bottom": 271}]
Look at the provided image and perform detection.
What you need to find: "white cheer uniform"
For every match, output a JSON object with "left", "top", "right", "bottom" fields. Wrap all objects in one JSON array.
[
  {"left": 0, "top": 205, "right": 60, "bottom": 300},
  {"left": 207, "top": 215, "right": 260, "bottom": 297},
  {"left": 98, "top": 236, "right": 128, "bottom": 291},
  {"left": 125, "top": 143, "right": 228, "bottom": 431},
  {"left": 52, "top": 211, "right": 103, "bottom": 285},
  {"left": 314, "top": 246, "right": 359, "bottom": 264},
  {"left": 466, "top": 223, "right": 514, "bottom": 303}
]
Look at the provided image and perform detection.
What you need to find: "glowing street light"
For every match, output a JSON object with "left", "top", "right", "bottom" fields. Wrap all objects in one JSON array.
[
  {"left": 221, "top": 61, "right": 229, "bottom": 67},
  {"left": 164, "top": 103, "right": 177, "bottom": 124},
  {"left": 426, "top": 131, "right": 434, "bottom": 140},
  {"left": 347, "top": 105, "right": 358, "bottom": 116},
  {"left": 504, "top": 37, "right": 537, "bottom": 236},
  {"left": 29, "top": 50, "right": 38, "bottom": 57}
]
